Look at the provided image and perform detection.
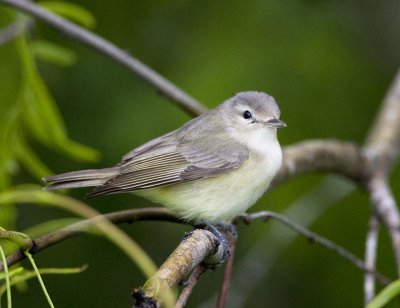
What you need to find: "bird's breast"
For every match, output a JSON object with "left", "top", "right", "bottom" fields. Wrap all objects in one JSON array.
[{"left": 138, "top": 136, "right": 282, "bottom": 224}]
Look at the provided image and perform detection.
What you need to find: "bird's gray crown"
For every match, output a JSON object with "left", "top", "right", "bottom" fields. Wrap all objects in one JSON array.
[{"left": 219, "top": 91, "right": 281, "bottom": 120}]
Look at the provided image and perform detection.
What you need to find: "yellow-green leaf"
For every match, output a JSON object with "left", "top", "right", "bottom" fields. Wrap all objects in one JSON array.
[
  {"left": 367, "top": 279, "right": 400, "bottom": 308},
  {"left": 38, "top": 1, "right": 96, "bottom": 29},
  {"left": 32, "top": 40, "right": 77, "bottom": 66}
]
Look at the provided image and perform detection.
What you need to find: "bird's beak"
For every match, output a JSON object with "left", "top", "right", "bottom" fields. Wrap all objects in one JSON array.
[{"left": 265, "top": 118, "right": 287, "bottom": 128}]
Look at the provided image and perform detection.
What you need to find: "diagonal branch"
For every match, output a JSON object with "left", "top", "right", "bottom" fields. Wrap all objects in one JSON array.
[
  {"left": 217, "top": 227, "right": 238, "bottom": 308},
  {"left": 133, "top": 229, "right": 222, "bottom": 308},
  {"left": 237, "top": 211, "right": 391, "bottom": 285},
  {"left": 0, "top": 0, "right": 207, "bottom": 116},
  {"left": 0, "top": 208, "right": 180, "bottom": 271},
  {"left": 175, "top": 264, "right": 207, "bottom": 308}
]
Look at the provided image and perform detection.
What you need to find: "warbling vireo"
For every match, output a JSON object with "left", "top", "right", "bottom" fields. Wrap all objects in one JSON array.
[{"left": 43, "top": 91, "right": 286, "bottom": 224}]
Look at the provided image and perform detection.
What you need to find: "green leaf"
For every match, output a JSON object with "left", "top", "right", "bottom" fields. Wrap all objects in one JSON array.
[
  {"left": 0, "top": 267, "right": 23, "bottom": 281},
  {"left": 14, "top": 135, "right": 53, "bottom": 179},
  {"left": 38, "top": 1, "right": 96, "bottom": 29},
  {"left": 32, "top": 40, "right": 77, "bottom": 66},
  {"left": 16, "top": 36, "right": 100, "bottom": 162},
  {"left": 0, "top": 104, "right": 20, "bottom": 186},
  {"left": 54, "top": 137, "right": 100, "bottom": 162},
  {"left": 367, "top": 279, "right": 400, "bottom": 308},
  {"left": 17, "top": 37, "right": 69, "bottom": 142},
  {"left": 0, "top": 264, "right": 87, "bottom": 300}
]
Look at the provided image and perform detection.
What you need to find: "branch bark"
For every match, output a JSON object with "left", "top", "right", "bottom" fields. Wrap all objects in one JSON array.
[
  {"left": 175, "top": 265, "right": 207, "bottom": 308},
  {"left": 273, "top": 139, "right": 367, "bottom": 187},
  {"left": 216, "top": 226, "right": 238, "bottom": 308},
  {"left": 133, "top": 229, "right": 222, "bottom": 308}
]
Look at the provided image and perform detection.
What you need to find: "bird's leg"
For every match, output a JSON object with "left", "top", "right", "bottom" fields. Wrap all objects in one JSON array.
[
  {"left": 195, "top": 223, "right": 236, "bottom": 265},
  {"left": 215, "top": 223, "right": 238, "bottom": 240}
]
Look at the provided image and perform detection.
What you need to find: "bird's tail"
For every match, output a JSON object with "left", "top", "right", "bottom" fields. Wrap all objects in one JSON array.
[{"left": 43, "top": 168, "right": 118, "bottom": 191}]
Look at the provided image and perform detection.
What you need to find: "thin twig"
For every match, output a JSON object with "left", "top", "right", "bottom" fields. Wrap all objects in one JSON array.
[
  {"left": 175, "top": 264, "right": 207, "bottom": 308},
  {"left": 367, "top": 175, "right": 400, "bottom": 275},
  {"left": 217, "top": 227, "right": 238, "bottom": 308},
  {"left": 237, "top": 211, "right": 391, "bottom": 285},
  {"left": 364, "top": 214, "right": 380, "bottom": 305},
  {"left": 0, "top": 207, "right": 180, "bottom": 271},
  {"left": 0, "top": 0, "right": 207, "bottom": 116}
]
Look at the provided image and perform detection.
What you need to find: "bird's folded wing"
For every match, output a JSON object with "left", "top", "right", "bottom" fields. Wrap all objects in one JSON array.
[{"left": 88, "top": 133, "right": 249, "bottom": 196}]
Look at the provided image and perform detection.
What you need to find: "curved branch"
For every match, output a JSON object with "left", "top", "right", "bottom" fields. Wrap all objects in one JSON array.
[
  {"left": 273, "top": 139, "right": 367, "bottom": 187},
  {"left": 133, "top": 229, "right": 222, "bottom": 307},
  {"left": 0, "top": 0, "right": 207, "bottom": 116},
  {"left": 0, "top": 208, "right": 180, "bottom": 271}
]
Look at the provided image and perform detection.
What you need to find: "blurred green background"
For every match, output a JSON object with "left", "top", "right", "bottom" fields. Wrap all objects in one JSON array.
[{"left": 1, "top": 0, "right": 400, "bottom": 307}]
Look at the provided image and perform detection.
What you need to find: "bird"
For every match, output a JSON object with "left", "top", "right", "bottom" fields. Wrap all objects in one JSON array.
[{"left": 43, "top": 91, "right": 286, "bottom": 224}]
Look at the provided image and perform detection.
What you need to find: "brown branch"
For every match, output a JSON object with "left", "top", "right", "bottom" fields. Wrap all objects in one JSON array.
[
  {"left": 133, "top": 229, "right": 222, "bottom": 307},
  {"left": 273, "top": 139, "right": 367, "bottom": 187},
  {"left": 364, "top": 215, "right": 380, "bottom": 305},
  {"left": 0, "top": 0, "right": 207, "bottom": 117},
  {"left": 175, "top": 264, "right": 207, "bottom": 308},
  {"left": 217, "top": 227, "right": 238, "bottom": 308},
  {"left": 0, "top": 208, "right": 180, "bottom": 271}
]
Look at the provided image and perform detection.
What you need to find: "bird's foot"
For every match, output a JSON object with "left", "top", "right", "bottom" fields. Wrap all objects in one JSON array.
[{"left": 195, "top": 223, "right": 237, "bottom": 267}]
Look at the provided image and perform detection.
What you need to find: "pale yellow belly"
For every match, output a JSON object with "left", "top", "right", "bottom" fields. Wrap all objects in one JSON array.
[{"left": 136, "top": 152, "right": 280, "bottom": 224}]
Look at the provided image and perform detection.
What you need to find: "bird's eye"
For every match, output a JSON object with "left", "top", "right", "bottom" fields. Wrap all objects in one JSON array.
[{"left": 243, "top": 110, "right": 252, "bottom": 119}]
